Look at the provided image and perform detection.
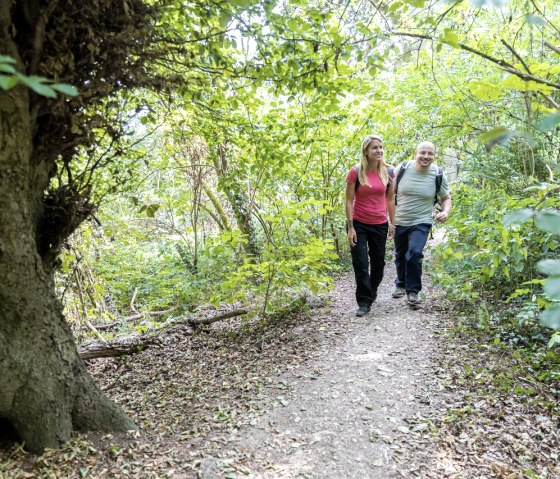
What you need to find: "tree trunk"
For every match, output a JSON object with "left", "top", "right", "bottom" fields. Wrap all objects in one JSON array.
[
  {"left": 0, "top": 83, "right": 134, "bottom": 452},
  {"left": 213, "top": 145, "right": 260, "bottom": 258}
]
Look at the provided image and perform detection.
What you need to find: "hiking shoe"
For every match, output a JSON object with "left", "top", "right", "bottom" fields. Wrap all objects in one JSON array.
[
  {"left": 407, "top": 291, "right": 421, "bottom": 305},
  {"left": 355, "top": 306, "right": 371, "bottom": 317},
  {"left": 392, "top": 286, "right": 406, "bottom": 298}
]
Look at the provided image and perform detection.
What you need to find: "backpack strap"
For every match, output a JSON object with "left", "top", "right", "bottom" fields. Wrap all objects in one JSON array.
[
  {"left": 387, "top": 165, "right": 394, "bottom": 185},
  {"left": 434, "top": 166, "right": 443, "bottom": 205},
  {"left": 394, "top": 161, "right": 411, "bottom": 206}
]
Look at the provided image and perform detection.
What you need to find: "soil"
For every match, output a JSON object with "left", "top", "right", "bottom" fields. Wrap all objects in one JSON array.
[{"left": 1, "top": 255, "right": 559, "bottom": 478}]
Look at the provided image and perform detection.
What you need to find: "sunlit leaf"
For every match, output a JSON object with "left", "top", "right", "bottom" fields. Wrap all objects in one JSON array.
[
  {"left": 441, "top": 28, "right": 459, "bottom": 48},
  {"left": 469, "top": 80, "right": 503, "bottom": 101},
  {"left": 503, "top": 75, "right": 554, "bottom": 93}
]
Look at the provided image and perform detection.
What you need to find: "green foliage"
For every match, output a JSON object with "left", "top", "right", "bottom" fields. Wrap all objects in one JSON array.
[
  {"left": 433, "top": 183, "right": 559, "bottom": 306},
  {"left": 212, "top": 201, "right": 338, "bottom": 315},
  {"left": 0, "top": 55, "right": 77, "bottom": 97}
]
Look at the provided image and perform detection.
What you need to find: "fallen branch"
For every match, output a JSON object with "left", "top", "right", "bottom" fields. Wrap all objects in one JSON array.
[
  {"left": 92, "top": 308, "right": 176, "bottom": 330},
  {"left": 79, "top": 338, "right": 148, "bottom": 360},
  {"left": 188, "top": 309, "right": 248, "bottom": 326},
  {"left": 79, "top": 309, "right": 247, "bottom": 359}
]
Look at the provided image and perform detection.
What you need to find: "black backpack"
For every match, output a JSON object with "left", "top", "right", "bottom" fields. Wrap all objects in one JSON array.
[{"left": 393, "top": 161, "right": 443, "bottom": 205}]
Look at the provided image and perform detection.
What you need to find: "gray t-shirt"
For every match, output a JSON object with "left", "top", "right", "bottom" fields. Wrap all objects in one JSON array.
[{"left": 395, "top": 162, "right": 450, "bottom": 226}]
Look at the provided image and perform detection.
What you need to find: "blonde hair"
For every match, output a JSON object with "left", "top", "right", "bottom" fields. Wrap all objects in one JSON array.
[{"left": 358, "top": 135, "right": 390, "bottom": 187}]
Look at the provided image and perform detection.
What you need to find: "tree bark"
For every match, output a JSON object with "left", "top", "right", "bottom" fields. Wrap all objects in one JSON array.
[{"left": 0, "top": 71, "right": 134, "bottom": 453}]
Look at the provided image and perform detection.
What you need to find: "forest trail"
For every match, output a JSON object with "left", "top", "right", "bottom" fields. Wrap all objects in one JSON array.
[{"left": 207, "top": 265, "right": 440, "bottom": 478}]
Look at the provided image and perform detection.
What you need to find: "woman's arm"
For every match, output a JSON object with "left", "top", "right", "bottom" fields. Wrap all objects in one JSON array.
[{"left": 345, "top": 182, "right": 357, "bottom": 247}]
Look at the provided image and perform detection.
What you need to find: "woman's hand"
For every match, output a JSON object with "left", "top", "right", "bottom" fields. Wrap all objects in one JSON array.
[
  {"left": 348, "top": 227, "right": 357, "bottom": 247},
  {"left": 388, "top": 224, "right": 396, "bottom": 240}
]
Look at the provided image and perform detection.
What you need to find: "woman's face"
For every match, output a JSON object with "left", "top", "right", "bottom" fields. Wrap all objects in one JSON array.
[{"left": 365, "top": 139, "right": 383, "bottom": 162}]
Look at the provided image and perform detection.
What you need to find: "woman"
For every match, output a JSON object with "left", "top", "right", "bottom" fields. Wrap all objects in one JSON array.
[{"left": 345, "top": 134, "right": 395, "bottom": 317}]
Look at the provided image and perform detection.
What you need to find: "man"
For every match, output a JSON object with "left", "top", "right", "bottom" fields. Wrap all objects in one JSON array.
[{"left": 392, "top": 141, "right": 452, "bottom": 305}]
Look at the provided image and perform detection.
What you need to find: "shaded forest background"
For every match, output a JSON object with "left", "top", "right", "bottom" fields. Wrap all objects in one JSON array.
[{"left": 1, "top": 0, "right": 560, "bottom": 455}]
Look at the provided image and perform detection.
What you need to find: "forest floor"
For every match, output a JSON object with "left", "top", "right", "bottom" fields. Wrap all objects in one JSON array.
[{"left": 1, "top": 251, "right": 559, "bottom": 478}]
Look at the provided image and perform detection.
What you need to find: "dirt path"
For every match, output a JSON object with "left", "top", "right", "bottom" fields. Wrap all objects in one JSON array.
[{"left": 197, "top": 265, "right": 440, "bottom": 478}]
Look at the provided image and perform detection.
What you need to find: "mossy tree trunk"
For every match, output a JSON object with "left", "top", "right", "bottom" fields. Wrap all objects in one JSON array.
[{"left": 0, "top": 2, "right": 137, "bottom": 452}]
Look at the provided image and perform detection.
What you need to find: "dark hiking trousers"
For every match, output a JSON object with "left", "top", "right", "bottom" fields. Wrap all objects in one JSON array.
[
  {"left": 350, "top": 220, "right": 389, "bottom": 307},
  {"left": 394, "top": 223, "right": 432, "bottom": 293}
]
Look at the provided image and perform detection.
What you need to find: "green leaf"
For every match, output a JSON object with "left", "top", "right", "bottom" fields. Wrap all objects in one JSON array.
[
  {"left": 537, "top": 260, "right": 560, "bottom": 276},
  {"left": 468, "top": 80, "right": 503, "bottom": 101},
  {"left": 544, "top": 277, "right": 560, "bottom": 299},
  {"left": 388, "top": 2, "right": 403, "bottom": 12},
  {"left": 480, "top": 127, "right": 512, "bottom": 149},
  {"left": 548, "top": 333, "right": 560, "bottom": 348},
  {"left": 17, "top": 74, "right": 57, "bottom": 98},
  {"left": 535, "top": 111, "right": 560, "bottom": 132},
  {"left": 0, "top": 75, "right": 19, "bottom": 91},
  {"left": 535, "top": 210, "right": 560, "bottom": 234},
  {"left": 541, "top": 305, "right": 560, "bottom": 330},
  {"left": 0, "top": 63, "right": 16, "bottom": 74},
  {"left": 0, "top": 55, "right": 16, "bottom": 64},
  {"left": 219, "top": 11, "right": 232, "bottom": 28},
  {"left": 51, "top": 83, "right": 79, "bottom": 97},
  {"left": 503, "top": 208, "right": 534, "bottom": 226},
  {"left": 441, "top": 28, "right": 459, "bottom": 48}
]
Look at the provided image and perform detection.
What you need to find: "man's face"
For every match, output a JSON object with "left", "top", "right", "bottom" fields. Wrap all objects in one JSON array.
[{"left": 414, "top": 142, "right": 435, "bottom": 168}]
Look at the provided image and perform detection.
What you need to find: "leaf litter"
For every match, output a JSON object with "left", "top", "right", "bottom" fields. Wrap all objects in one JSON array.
[{"left": 0, "top": 264, "right": 558, "bottom": 478}]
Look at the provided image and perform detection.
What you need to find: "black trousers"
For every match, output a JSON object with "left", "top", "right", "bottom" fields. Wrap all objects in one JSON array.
[{"left": 350, "top": 220, "right": 389, "bottom": 307}]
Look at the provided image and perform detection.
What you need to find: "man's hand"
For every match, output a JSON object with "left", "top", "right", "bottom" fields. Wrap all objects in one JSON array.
[
  {"left": 388, "top": 224, "right": 396, "bottom": 240},
  {"left": 348, "top": 227, "right": 357, "bottom": 247},
  {"left": 435, "top": 211, "right": 449, "bottom": 223}
]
